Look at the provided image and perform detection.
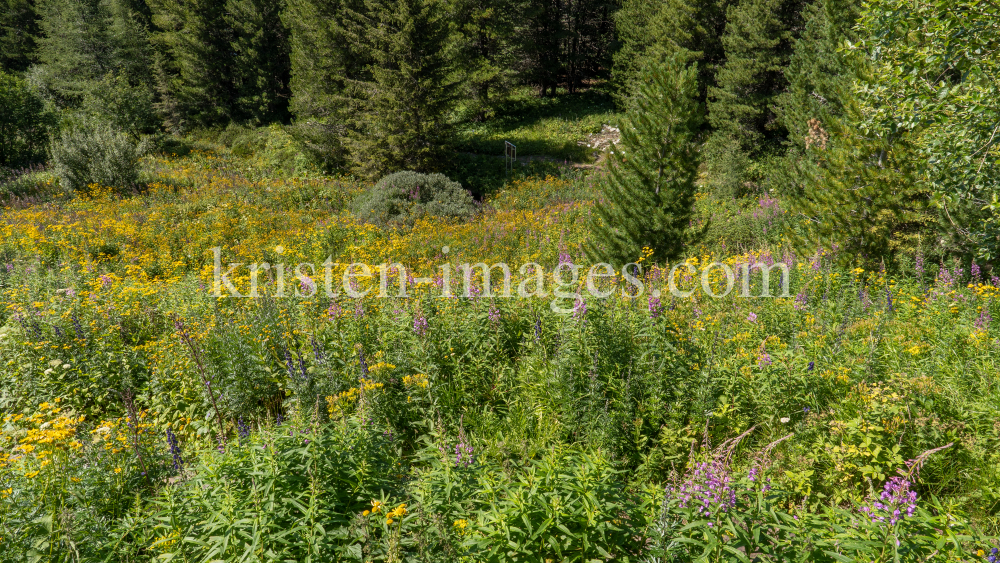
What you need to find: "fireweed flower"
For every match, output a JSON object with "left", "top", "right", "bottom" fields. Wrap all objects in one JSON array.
[
  {"left": 327, "top": 301, "right": 342, "bottom": 319},
  {"left": 747, "top": 312, "right": 758, "bottom": 323},
  {"left": 794, "top": 291, "right": 808, "bottom": 311},
  {"left": 299, "top": 275, "right": 316, "bottom": 295},
  {"left": 648, "top": 295, "right": 663, "bottom": 319},
  {"left": 860, "top": 476, "right": 918, "bottom": 525},
  {"left": 487, "top": 304, "right": 500, "bottom": 324},
  {"left": 671, "top": 459, "right": 736, "bottom": 518},
  {"left": 413, "top": 315, "right": 428, "bottom": 336},
  {"left": 975, "top": 309, "right": 992, "bottom": 332},
  {"left": 757, "top": 351, "right": 772, "bottom": 368}
]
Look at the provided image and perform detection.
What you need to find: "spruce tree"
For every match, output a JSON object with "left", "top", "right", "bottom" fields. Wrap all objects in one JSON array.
[
  {"left": 705, "top": 0, "right": 806, "bottom": 196},
  {"left": 226, "top": 0, "right": 291, "bottom": 123},
  {"left": 150, "top": 0, "right": 290, "bottom": 127},
  {"left": 345, "top": 0, "right": 461, "bottom": 176},
  {"left": 775, "top": 0, "right": 859, "bottom": 157},
  {"left": 612, "top": 0, "right": 730, "bottom": 106},
  {"left": 586, "top": 55, "right": 703, "bottom": 265},
  {"left": 1, "top": 0, "right": 39, "bottom": 73},
  {"left": 453, "top": 0, "right": 520, "bottom": 119},
  {"left": 283, "top": 0, "right": 369, "bottom": 165},
  {"left": 33, "top": 0, "right": 112, "bottom": 104}
]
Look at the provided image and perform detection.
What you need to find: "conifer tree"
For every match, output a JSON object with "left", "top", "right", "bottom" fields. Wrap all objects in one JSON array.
[
  {"left": 586, "top": 56, "right": 703, "bottom": 265},
  {"left": 705, "top": 0, "right": 806, "bottom": 196},
  {"left": 33, "top": 0, "right": 112, "bottom": 104},
  {"left": 33, "top": 0, "right": 153, "bottom": 105},
  {"left": 150, "top": 0, "right": 233, "bottom": 126},
  {"left": 612, "top": 0, "right": 730, "bottom": 106},
  {"left": 150, "top": 0, "right": 289, "bottom": 127},
  {"left": 283, "top": 0, "right": 369, "bottom": 165},
  {"left": 226, "top": 0, "right": 291, "bottom": 122},
  {"left": 1, "top": 0, "right": 39, "bottom": 73},
  {"left": 283, "top": 0, "right": 367, "bottom": 120},
  {"left": 345, "top": 0, "right": 461, "bottom": 176},
  {"left": 786, "top": 95, "right": 931, "bottom": 268},
  {"left": 776, "top": 0, "right": 858, "bottom": 157},
  {"left": 453, "top": 0, "right": 520, "bottom": 119}
]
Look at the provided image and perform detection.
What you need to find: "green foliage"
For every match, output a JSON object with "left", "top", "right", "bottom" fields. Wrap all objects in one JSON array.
[
  {"left": 81, "top": 73, "right": 158, "bottom": 136},
  {"left": 785, "top": 97, "right": 933, "bottom": 268},
  {"left": 774, "top": 0, "right": 858, "bottom": 158},
  {"left": 151, "top": 417, "right": 401, "bottom": 561},
  {"left": 467, "top": 448, "right": 651, "bottom": 561},
  {"left": 705, "top": 0, "right": 805, "bottom": 196},
  {"left": 49, "top": 118, "right": 148, "bottom": 192},
  {"left": 344, "top": 0, "right": 461, "bottom": 177},
  {"left": 149, "top": 0, "right": 290, "bottom": 128},
  {"left": 852, "top": 0, "right": 1000, "bottom": 260},
  {"left": 0, "top": 0, "right": 39, "bottom": 73},
  {"left": 456, "top": 87, "right": 619, "bottom": 163},
  {"left": 587, "top": 56, "right": 703, "bottom": 265},
  {"left": 32, "top": 0, "right": 153, "bottom": 106},
  {"left": 354, "top": 170, "right": 476, "bottom": 226},
  {"left": 452, "top": 0, "right": 520, "bottom": 121},
  {"left": 612, "top": 0, "right": 728, "bottom": 106},
  {"left": 649, "top": 461, "right": 988, "bottom": 562},
  {"left": 0, "top": 70, "right": 54, "bottom": 168}
]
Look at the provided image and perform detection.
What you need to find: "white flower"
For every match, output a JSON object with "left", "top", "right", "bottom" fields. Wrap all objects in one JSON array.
[{"left": 780, "top": 417, "right": 790, "bottom": 424}]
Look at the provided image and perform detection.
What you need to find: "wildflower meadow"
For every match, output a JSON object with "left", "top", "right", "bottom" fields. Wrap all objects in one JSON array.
[{"left": 0, "top": 146, "right": 997, "bottom": 562}]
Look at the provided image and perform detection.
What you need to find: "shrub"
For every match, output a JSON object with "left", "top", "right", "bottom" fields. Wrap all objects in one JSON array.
[
  {"left": 0, "top": 70, "right": 55, "bottom": 168},
  {"left": 49, "top": 118, "right": 148, "bottom": 192},
  {"left": 354, "top": 171, "right": 476, "bottom": 227},
  {"left": 81, "top": 74, "right": 158, "bottom": 136}
]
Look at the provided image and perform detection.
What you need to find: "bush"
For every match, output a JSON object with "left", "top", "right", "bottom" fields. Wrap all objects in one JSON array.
[
  {"left": 0, "top": 70, "right": 55, "bottom": 168},
  {"left": 354, "top": 171, "right": 476, "bottom": 227},
  {"left": 49, "top": 118, "right": 148, "bottom": 192},
  {"left": 81, "top": 74, "right": 158, "bottom": 136}
]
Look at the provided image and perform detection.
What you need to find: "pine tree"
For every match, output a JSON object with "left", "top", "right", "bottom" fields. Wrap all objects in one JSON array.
[
  {"left": 786, "top": 95, "right": 932, "bottom": 268},
  {"left": 33, "top": 0, "right": 112, "bottom": 104},
  {"left": 344, "top": 0, "right": 461, "bottom": 176},
  {"left": 33, "top": 0, "right": 154, "bottom": 105},
  {"left": 586, "top": 55, "right": 704, "bottom": 265},
  {"left": 519, "top": 0, "right": 563, "bottom": 96},
  {"left": 283, "top": 0, "right": 369, "bottom": 165},
  {"left": 612, "top": 0, "right": 730, "bottom": 106},
  {"left": 149, "top": 0, "right": 236, "bottom": 126},
  {"left": 705, "top": 0, "right": 806, "bottom": 196},
  {"left": 226, "top": 0, "right": 291, "bottom": 123},
  {"left": 1, "top": 0, "right": 39, "bottom": 73}
]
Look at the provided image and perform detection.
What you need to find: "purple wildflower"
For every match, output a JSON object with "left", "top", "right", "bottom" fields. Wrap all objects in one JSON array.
[
  {"left": 413, "top": 315, "right": 428, "bottom": 336},
  {"left": 747, "top": 312, "right": 758, "bottom": 323},
  {"left": 975, "top": 309, "right": 992, "bottom": 332},
  {"left": 648, "top": 295, "right": 663, "bottom": 319},
  {"left": 794, "top": 291, "right": 808, "bottom": 311},
  {"left": 672, "top": 459, "right": 736, "bottom": 517},
  {"left": 861, "top": 476, "right": 918, "bottom": 526}
]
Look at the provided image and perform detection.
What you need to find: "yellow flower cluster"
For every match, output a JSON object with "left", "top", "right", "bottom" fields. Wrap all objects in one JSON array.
[
  {"left": 362, "top": 500, "right": 406, "bottom": 524},
  {"left": 402, "top": 373, "right": 429, "bottom": 389},
  {"left": 325, "top": 379, "right": 385, "bottom": 417}
]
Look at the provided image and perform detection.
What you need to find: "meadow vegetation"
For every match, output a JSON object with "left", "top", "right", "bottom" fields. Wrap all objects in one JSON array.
[{"left": 0, "top": 141, "right": 998, "bottom": 560}]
